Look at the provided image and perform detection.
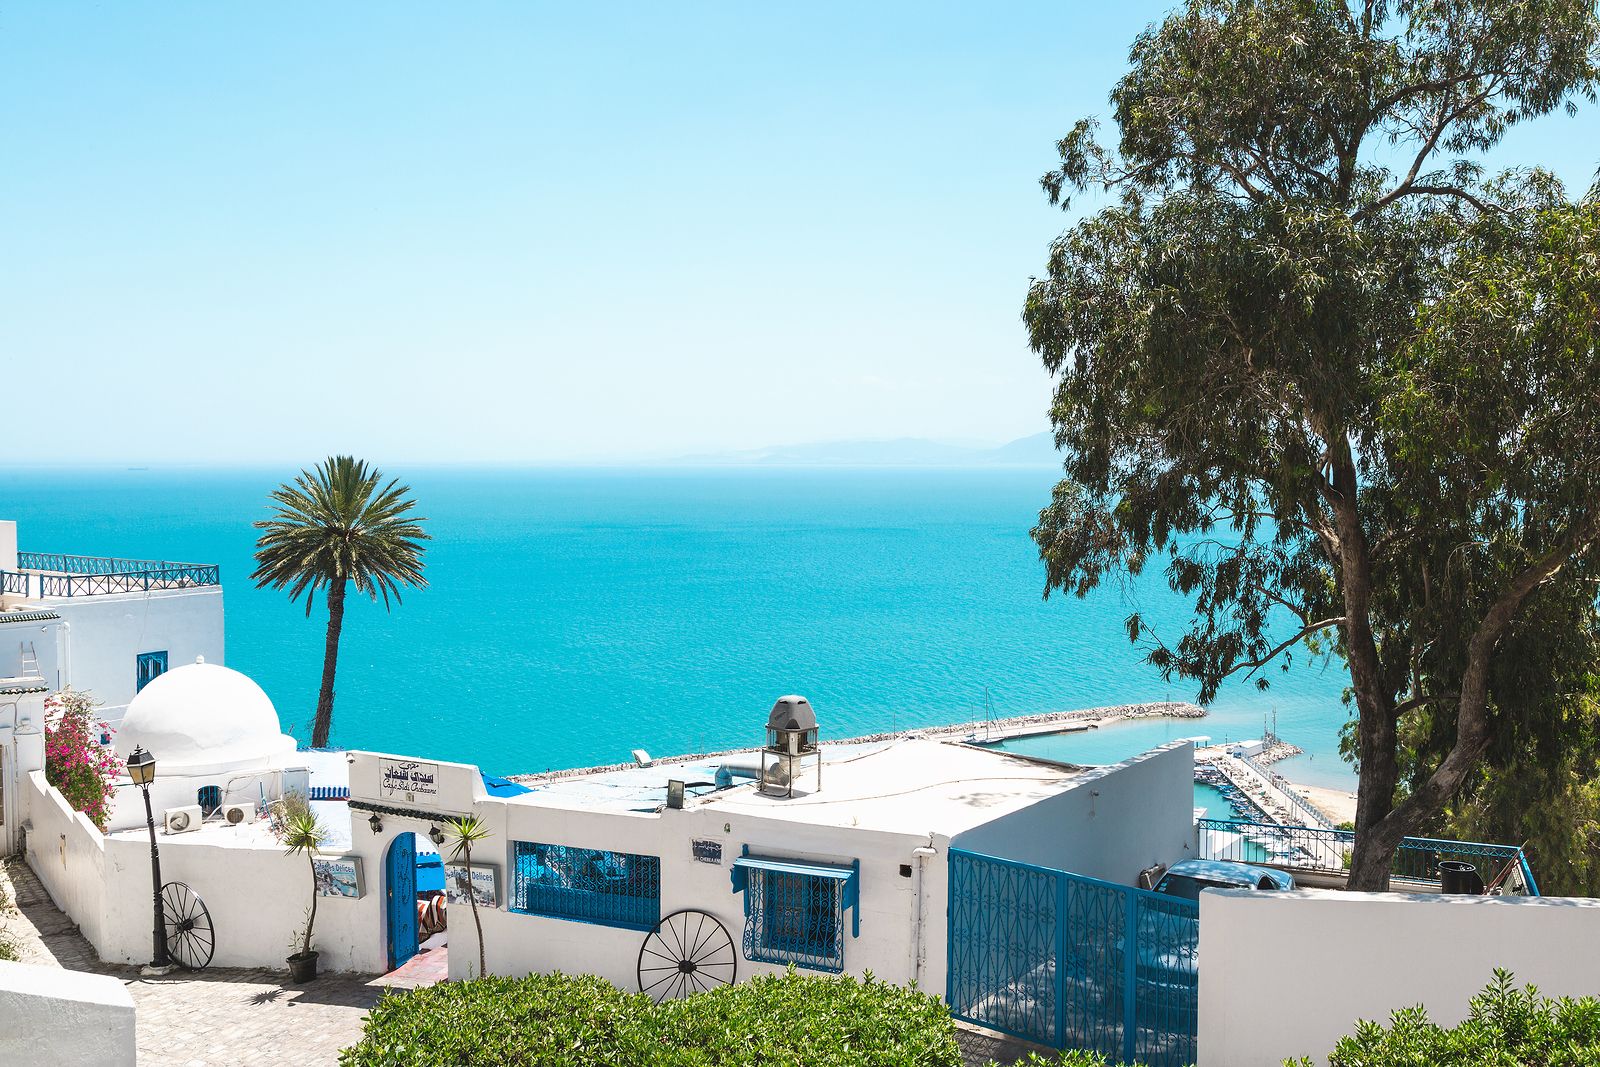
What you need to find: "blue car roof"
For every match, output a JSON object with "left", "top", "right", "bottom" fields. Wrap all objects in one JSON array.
[{"left": 1165, "top": 858, "right": 1294, "bottom": 889}]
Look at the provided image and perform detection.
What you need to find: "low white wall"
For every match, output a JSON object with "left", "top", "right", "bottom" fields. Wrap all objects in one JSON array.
[
  {"left": 1198, "top": 888, "right": 1600, "bottom": 1067},
  {"left": 0, "top": 960, "right": 135, "bottom": 1067},
  {"left": 97, "top": 833, "right": 384, "bottom": 973},
  {"left": 950, "top": 742, "right": 1197, "bottom": 885},
  {"left": 22, "top": 771, "right": 111, "bottom": 958}
]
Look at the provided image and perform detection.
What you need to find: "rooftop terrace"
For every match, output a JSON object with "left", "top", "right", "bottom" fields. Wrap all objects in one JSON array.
[
  {"left": 2, "top": 551, "right": 220, "bottom": 598},
  {"left": 505, "top": 736, "right": 1086, "bottom": 834}
]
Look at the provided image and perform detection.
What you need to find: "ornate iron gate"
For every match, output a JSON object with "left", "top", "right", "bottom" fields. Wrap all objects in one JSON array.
[{"left": 947, "top": 849, "right": 1198, "bottom": 1067}]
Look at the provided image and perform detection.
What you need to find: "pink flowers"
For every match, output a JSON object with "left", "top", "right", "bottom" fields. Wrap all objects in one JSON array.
[{"left": 44, "top": 689, "right": 123, "bottom": 832}]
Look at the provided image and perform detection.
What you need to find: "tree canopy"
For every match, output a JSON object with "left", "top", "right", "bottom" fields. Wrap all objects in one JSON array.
[{"left": 1025, "top": 0, "right": 1600, "bottom": 888}]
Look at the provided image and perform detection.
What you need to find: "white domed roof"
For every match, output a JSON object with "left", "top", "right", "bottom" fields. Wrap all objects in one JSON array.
[{"left": 116, "top": 660, "right": 297, "bottom": 773}]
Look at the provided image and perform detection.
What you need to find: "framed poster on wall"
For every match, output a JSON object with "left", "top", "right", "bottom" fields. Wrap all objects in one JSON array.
[
  {"left": 444, "top": 863, "right": 499, "bottom": 908},
  {"left": 313, "top": 855, "right": 365, "bottom": 899}
]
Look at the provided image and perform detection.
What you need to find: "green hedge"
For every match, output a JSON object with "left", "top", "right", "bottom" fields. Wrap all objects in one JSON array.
[
  {"left": 339, "top": 970, "right": 1130, "bottom": 1067},
  {"left": 1288, "top": 971, "right": 1600, "bottom": 1067}
]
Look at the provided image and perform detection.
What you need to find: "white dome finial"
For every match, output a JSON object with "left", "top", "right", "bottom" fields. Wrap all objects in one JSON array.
[{"left": 195, "top": 655, "right": 206, "bottom": 664}]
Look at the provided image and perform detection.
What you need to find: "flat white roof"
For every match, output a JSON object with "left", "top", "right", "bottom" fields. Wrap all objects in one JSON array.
[{"left": 506, "top": 736, "right": 1083, "bottom": 836}]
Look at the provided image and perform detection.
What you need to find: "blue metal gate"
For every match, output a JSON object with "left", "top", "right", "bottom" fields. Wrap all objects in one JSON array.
[{"left": 947, "top": 849, "right": 1198, "bottom": 1067}]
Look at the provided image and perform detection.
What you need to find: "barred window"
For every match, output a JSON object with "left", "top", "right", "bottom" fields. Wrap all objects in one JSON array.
[
  {"left": 196, "top": 785, "right": 221, "bottom": 816},
  {"left": 509, "top": 842, "right": 661, "bottom": 930},
  {"left": 745, "top": 868, "right": 844, "bottom": 972}
]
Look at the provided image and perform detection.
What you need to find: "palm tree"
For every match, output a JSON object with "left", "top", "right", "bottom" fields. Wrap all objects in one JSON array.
[
  {"left": 277, "top": 795, "right": 330, "bottom": 977},
  {"left": 253, "top": 456, "right": 429, "bottom": 749},
  {"left": 444, "top": 814, "right": 491, "bottom": 978}
]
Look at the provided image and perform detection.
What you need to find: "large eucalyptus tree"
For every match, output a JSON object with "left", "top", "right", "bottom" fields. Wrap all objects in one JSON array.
[
  {"left": 253, "top": 456, "right": 429, "bottom": 749},
  {"left": 1025, "top": 0, "right": 1600, "bottom": 889}
]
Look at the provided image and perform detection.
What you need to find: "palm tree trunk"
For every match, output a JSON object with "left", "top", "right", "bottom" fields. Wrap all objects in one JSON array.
[
  {"left": 312, "top": 578, "right": 347, "bottom": 749},
  {"left": 304, "top": 850, "right": 318, "bottom": 957},
  {"left": 464, "top": 844, "right": 486, "bottom": 977}
]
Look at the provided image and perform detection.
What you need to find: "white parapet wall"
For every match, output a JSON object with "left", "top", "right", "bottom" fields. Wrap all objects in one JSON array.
[
  {"left": 0, "top": 961, "right": 136, "bottom": 1067},
  {"left": 22, "top": 771, "right": 112, "bottom": 958},
  {"left": 1198, "top": 887, "right": 1600, "bottom": 1067},
  {"left": 949, "top": 741, "right": 1197, "bottom": 884}
]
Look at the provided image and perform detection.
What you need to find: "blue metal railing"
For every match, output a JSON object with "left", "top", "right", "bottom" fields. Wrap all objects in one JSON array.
[
  {"left": 948, "top": 848, "right": 1197, "bottom": 1067},
  {"left": 5, "top": 553, "right": 219, "bottom": 597},
  {"left": 509, "top": 841, "right": 661, "bottom": 930},
  {"left": 1197, "top": 817, "right": 1538, "bottom": 895}
]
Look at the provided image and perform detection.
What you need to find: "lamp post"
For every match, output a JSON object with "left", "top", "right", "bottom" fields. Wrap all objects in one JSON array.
[{"left": 127, "top": 746, "right": 173, "bottom": 974}]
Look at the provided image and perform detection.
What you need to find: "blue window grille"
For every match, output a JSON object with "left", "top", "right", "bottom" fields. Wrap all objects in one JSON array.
[
  {"left": 135, "top": 651, "right": 169, "bottom": 693},
  {"left": 509, "top": 842, "right": 661, "bottom": 930},
  {"left": 197, "top": 786, "right": 221, "bottom": 815},
  {"left": 731, "top": 852, "right": 859, "bottom": 973}
]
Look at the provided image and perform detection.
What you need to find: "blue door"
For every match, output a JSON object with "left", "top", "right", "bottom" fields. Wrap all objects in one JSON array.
[{"left": 385, "top": 832, "right": 418, "bottom": 970}]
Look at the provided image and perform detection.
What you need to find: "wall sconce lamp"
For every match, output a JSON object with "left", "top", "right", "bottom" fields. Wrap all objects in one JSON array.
[
  {"left": 368, "top": 813, "right": 383, "bottom": 835},
  {"left": 429, "top": 825, "right": 445, "bottom": 846}
]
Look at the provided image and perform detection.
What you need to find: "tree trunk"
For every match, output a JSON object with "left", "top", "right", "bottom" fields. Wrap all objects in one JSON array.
[
  {"left": 464, "top": 844, "right": 485, "bottom": 978},
  {"left": 1321, "top": 435, "right": 1400, "bottom": 891},
  {"left": 312, "top": 579, "right": 347, "bottom": 749},
  {"left": 304, "top": 850, "right": 318, "bottom": 957}
]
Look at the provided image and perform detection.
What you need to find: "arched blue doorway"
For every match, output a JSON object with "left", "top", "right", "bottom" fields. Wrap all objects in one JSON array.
[{"left": 385, "top": 832, "right": 418, "bottom": 971}]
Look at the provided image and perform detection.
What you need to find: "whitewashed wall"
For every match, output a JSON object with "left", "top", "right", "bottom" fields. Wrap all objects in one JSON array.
[
  {"left": 96, "top": 832, "right": 384, "bottom": 973},
  {"left": 1198, "top": 888, "right": 1600, "bottom": 1067},
  {"left": 49, "top": 588, "right": 225, "bottom": 728},
  {"left": 950, "top": 742, "right": 1197, "bottom": 885},
  {"left": 0, "top": 961, "right": 135, "bottom": 1067},
  {"left": 22, "top": 772, "right": 111, "bottom": 957}
]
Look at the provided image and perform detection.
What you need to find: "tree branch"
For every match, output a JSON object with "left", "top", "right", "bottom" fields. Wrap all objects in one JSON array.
[{"left": 1229, "top": 618, "right": 1346, "bottom": 681}]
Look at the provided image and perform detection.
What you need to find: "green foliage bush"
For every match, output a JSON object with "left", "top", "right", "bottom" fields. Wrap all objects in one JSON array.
[
  {"left": 340, "top": 970, "right": 967, "bottom": 1067},
  {"left": 1287, "top": 971, "right": 1600, "bottom": 1067}
]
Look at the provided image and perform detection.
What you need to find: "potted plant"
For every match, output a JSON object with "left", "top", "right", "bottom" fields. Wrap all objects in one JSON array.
[
  {"left": 276, "top": 794, "right": 329, "bottom": 982},
  {"left": 444, "top": 814, "right": 491, "bottom": 978}
]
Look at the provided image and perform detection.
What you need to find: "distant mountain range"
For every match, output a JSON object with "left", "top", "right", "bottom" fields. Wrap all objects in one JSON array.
[{"left": 669, "top": 431, "right": 1063, "bottom": 468}]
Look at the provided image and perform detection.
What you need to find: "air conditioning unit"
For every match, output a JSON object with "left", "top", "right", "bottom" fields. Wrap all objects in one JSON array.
[
  {"left": 220, "top": 803, "right": 254, "bottom": 826},
  {"left": 163, "top": 806, "right": 203, "bottom": 834}
]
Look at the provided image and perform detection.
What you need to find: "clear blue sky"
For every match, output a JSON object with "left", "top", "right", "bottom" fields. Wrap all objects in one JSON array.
[{"left": 4, "top": 3, "right": 1597, "bottom": 465}]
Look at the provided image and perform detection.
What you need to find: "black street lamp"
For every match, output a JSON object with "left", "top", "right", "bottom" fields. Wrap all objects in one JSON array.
[{"left": 127, "top": 746, "right": 173, "bottom": 974}]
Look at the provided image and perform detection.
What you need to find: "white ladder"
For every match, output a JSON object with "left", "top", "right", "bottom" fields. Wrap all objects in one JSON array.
[{"left": 19, "top": 641, "right": 39, "bottom": 677}]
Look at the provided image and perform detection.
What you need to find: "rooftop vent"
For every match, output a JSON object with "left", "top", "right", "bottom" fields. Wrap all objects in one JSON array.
[{"left": 761, "top": 695, "right": 821, "bottom": 798}]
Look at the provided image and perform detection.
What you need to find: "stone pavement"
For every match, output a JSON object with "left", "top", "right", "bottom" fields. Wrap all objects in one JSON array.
[{"left": 2, "top": 858, "right": 385, "bottom": 1066}]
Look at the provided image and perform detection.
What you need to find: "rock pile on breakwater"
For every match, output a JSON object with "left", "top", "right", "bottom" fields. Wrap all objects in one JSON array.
[{"left": 510, "top": 700, "right": 1206, "bottom": 783}]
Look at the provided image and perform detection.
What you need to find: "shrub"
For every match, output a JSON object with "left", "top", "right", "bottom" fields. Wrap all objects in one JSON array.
[
  {"left": 341, "top": 970, "right": 965, "bottom": 1066},
  {"left": 44, "top": 688, "right": 121, "bottom": 831},
  {"left": 1287, "top": 970, "right": 1600, "bottom": 1067}
]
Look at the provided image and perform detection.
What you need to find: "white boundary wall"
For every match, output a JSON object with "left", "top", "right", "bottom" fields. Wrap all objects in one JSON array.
[
  {"left": 23, "top": 771, "right": 111, "bottom": 956},
  {"left": 0, "top": 960, "right": 135, "bottom": 1066},
  {"left": 950, "top": 742, "right": 1196, "bottom": 884},
  {"left": 1198, "top": 888, "right": 1600, "bottom": 1067}
]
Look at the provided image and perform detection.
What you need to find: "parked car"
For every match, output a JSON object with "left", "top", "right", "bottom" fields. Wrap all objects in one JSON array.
[
  {"left": 1134, "top": 860, "right": 1295, "bottom": 993},
  {"left": 1152, "top": 859, "right": 1295, "bottom": 901}
]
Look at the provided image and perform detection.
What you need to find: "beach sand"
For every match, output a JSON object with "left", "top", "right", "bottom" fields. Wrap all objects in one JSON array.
[{"left": 1292, "top": 782, "right": 1358, "bottom": 825}]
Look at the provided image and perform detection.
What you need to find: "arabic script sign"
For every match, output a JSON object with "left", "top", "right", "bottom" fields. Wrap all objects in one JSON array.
[{"left": 379, "top": 759, "right": 440, "bottom": 801}]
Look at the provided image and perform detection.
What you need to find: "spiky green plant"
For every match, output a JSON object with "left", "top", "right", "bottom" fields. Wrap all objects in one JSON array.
[
  {"left": 445, "top": 814, "right": 492, "bottom": 978},
  {"left": 252, "top": 456, "right": 429, "bottom": 748},
  {"left": 277, "top": 796, "right": 330, "bottom": 961}
]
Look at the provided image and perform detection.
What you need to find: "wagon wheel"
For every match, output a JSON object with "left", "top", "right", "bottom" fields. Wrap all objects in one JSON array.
[
  {"left": 637, "top": 909, "right": 735, "bottom": 1002},
  {"left": 161, "top": 881, "right": 215, "bottom": 971}
]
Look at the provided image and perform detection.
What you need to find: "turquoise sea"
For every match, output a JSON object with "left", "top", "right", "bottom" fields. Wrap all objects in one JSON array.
[{"left": 1, "top": 467, "right": 1356, "bottom": 788}]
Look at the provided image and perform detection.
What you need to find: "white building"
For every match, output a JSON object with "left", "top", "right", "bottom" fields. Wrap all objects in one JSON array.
[{"left": 0, "top": 518, "right": 224, "bottom": 732}]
